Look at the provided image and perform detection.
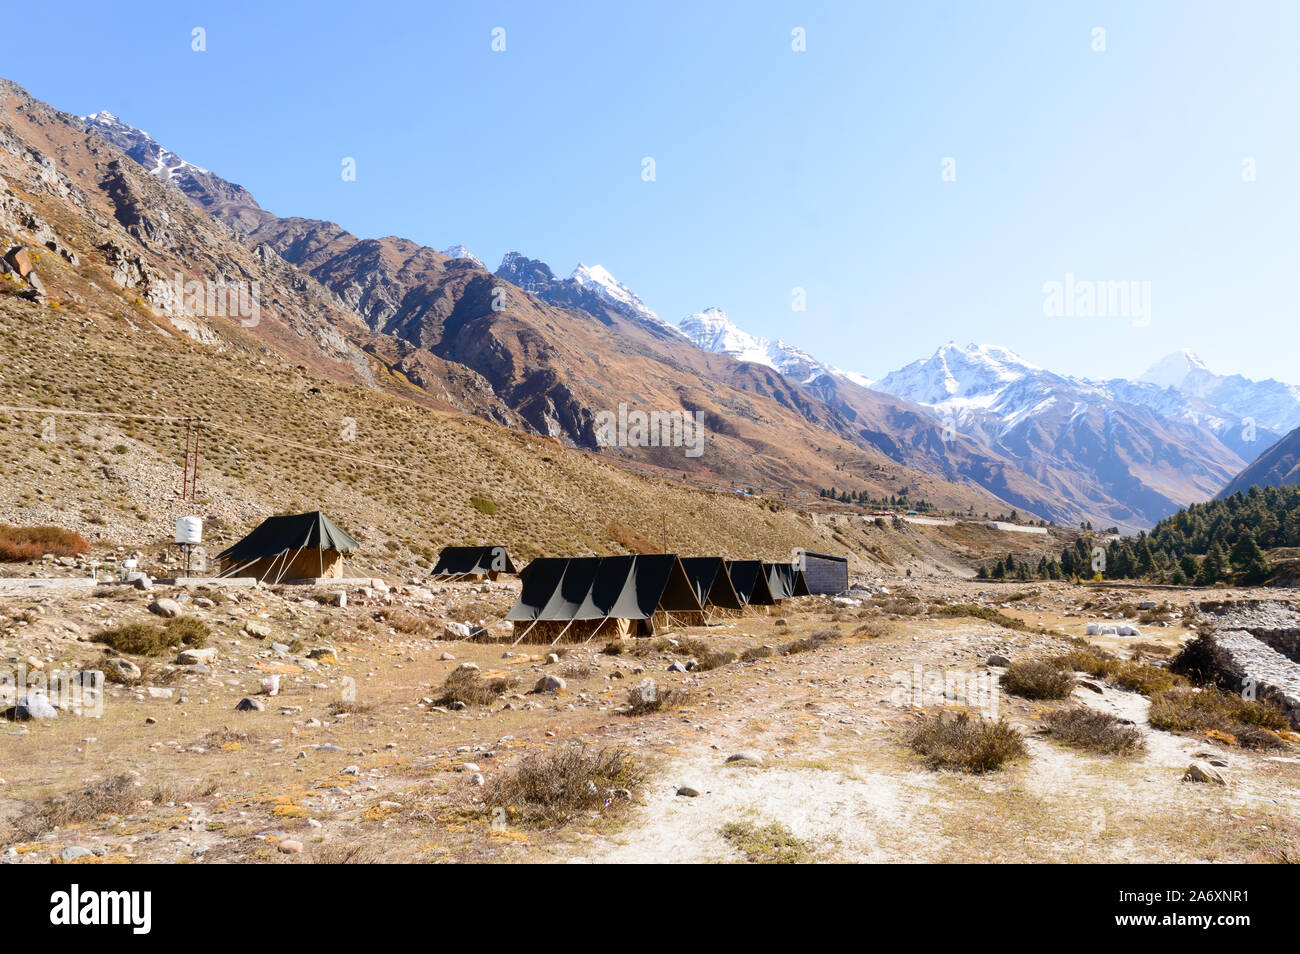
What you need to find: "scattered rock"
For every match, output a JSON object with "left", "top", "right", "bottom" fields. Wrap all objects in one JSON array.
[
  {"left": 147, "top": 598, "right": 183, "bottom": 619},
  {"left": 532, "top": 675, "right": 566, "bottom": 694},
  {"left": 1182, "top": 761, "right": 1226, "bottom": 785},
  {"left": 176, "top": 647, "right": 217, "bottom": 665},
  {"left": 15, "top": 693, "right": 57, "bottom": 720},
  {"left": 103, "top": 658, "right": 141, "bottom": 683}
]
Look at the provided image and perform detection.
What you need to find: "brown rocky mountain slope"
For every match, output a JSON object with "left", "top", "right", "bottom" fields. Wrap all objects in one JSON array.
[{"left": 0, "top": 76, "right": 1034, "bottom": 575}]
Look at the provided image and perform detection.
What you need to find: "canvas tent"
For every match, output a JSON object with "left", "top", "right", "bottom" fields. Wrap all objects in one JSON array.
[
  {"left": 217, "top": 511, "right": 359, "bottom": 582},
  {"left": 678, "top": 557, "right": 744, "bottom": 622},
  {"left": 725, "top": 560, "right": 777, "bottom": 608},
  {"left": 797, "top": 550, "right": 849, "bottom": 595},
  {"left": 505, "top": 554, "right": 702, "bottom": 643},
  {"left": 431, "top": 546, "right": 517, "bottom": 581},
  {"left": 763, "top": 562, "right": 812, "bottom": 601}
]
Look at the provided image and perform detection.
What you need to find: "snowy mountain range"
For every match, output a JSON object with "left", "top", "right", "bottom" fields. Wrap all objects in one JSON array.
[
  {"left": 677, "top": 307, "right": 871, "bottom": 388},
  {"left": 874, "top": 342, "right": 1299, "bottom": 463},
  {"left": 77, "top": 104, "right": 1296, "bottom": 528},
  {"left": 1137, "top": 349, "right": 1300, "bottom": 436}
]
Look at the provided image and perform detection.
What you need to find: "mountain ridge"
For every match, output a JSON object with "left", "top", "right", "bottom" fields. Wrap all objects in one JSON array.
[{"left": 69, "top": 96, "right": 1294, "bottom": 532}]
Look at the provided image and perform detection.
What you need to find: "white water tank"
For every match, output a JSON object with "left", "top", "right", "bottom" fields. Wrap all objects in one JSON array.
[{"left": 175, "top": 516, "right": 203, "bottom": 545}]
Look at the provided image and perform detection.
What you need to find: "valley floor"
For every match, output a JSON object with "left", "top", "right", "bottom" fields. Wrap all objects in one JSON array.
[{"left": 0, "top": 577, "right": 1297, "bottom": 864}]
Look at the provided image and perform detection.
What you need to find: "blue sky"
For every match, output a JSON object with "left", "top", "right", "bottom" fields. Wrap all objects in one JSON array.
[{"left": 8, "top": 0, "right": 1299, "bottom": 382}]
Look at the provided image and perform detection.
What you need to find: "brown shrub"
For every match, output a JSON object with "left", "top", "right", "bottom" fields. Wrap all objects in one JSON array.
[
  {"left": 11, "top": 775, "right": 138, "bottom": 839},
  {"left": 1043, "top": 707, "right": 1145, "bottom": 756},
  {"left": 906, "top": 711, "right": 1027, "bottom": 773},
  {"left": 485, "top": 744, "right": 645, "bottom": 827},
  {"left": 0, "top": 524, "right": 90, "bottom": 562},
  {"left": 780, "top": 629, "right": 841, "bottom": 656},
  {"left": 432, "top": 667, "right": 518, "bottom": 707},
  {"left": 1110, "top": 661, "right": 1178, "bottom": 695},
  {"left": 1148, "top": 686, "right": 1289, "bottom": 746},
  {"left": 624, "top": 683, "right": 692, "bottom": 716},
  {"left": 1001, "top": 660, "right": 1074, "bottom": 700},
  {"left": 94, "top": 617, "right": 209, "bottom": 656}
]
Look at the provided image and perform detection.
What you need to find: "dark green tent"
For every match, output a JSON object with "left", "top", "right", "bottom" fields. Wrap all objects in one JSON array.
[
  {"left": 764, "top": 562, "right": 812, "bottom": 600},
  {"left": 506, "top": 554, "right": 701, "bottom": 635},
  {"left": 216, "top": 511, "right": 358, "bottom": 562},
  {"left": 681, "top": 557, "right": 744, "bottom": 610},
  {"left": 431, "top": 546, "right": 517, "bottom": 578},
  {"left": 507, "top": 558, "right": 570, "bottom": 623},
  {"left": 216, "top": 511, "right": 360, "bottom": 581},
  {"left": 725, "top": 560, "right": 777, "bottom": 607}
]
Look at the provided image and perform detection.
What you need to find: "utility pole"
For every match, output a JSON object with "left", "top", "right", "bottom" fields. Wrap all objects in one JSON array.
[{"left": 180, "top": 417, "right": 202, "bottom": 501}]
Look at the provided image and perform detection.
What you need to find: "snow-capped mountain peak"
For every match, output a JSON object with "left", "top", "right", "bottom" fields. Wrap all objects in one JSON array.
[
  {"left": 82, "top": 110, "right": 209, "bottom": 180},
  {"left": 879, "top": 342, "right": 1042, "bottom": 407},
  {"left": 569, "top": 263, "right": 681, "bottom": 334},
  {"left": 440, "top": 244, "right": 485, "bottom": 268},
  {"left": 679, "top": 308, "right": 775, "bottom": 366},
  {"left": 677, "top": 309, "right": 855, "bottom": 385},
  {"left": 1136, "top": 350, "right": 1300, "bottom": 434},
  {"left": 1140, "top": 349, "right": 1211, "bottom": 389}
]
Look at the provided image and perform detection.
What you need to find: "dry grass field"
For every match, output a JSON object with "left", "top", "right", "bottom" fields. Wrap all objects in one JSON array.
[{"left": 1, "top": 576, "right": 1296, "bottom": 864}]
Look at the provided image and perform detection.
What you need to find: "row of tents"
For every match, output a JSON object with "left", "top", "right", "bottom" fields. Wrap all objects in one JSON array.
[
  {"left": 214, "top": 515, "right": 845, "bottom": 645},
  {"left": 503, "top": 554, "right": 814, "bottom": 643}
]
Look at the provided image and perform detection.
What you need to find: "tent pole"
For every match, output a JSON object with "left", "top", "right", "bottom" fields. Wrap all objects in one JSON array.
[
  {"left": 257, "top": 548, "right": 289, "bottom": 586},
  {"left": 274, "top": 533, "right": 312, "bottom": 585},
  {"left": 549, "top": 618, "right": 577, "bottom": 647},
  {"left": 511, "top": 618, "right": 541, "bottom": 647},
  {"left": 583, "top": 616, "right": 612, "bottom": 645}
]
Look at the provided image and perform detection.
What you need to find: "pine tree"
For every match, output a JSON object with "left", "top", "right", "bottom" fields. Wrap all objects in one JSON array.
[
  {"left": 1196, "top": 542, "right": 1227, "bottom": 586},
  {"left": 1229, "top": 531, "right": 1270, "bottom": 583}
]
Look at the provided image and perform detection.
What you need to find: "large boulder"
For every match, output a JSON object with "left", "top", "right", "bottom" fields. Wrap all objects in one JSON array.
[
  {"left": 4, "top": 245, "right": 31, "bottom": 278},
  {"left": 532, "top": 674, "right": 566, "bottom": 694},
  {"left": 103, "top": 658, "right": 142, "bottom": 683},
  {"left": 15, "top": 692, "right": 57, "bottom": 719},
  {"left": 148, "top": 598, "right": 183, "bottom": 619},
  {"left": 176, "top": 647, "right": 217, "bottom": 665},
  {"left": 1183, "top": 761, "right": 1226, "bottom": 785}
]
